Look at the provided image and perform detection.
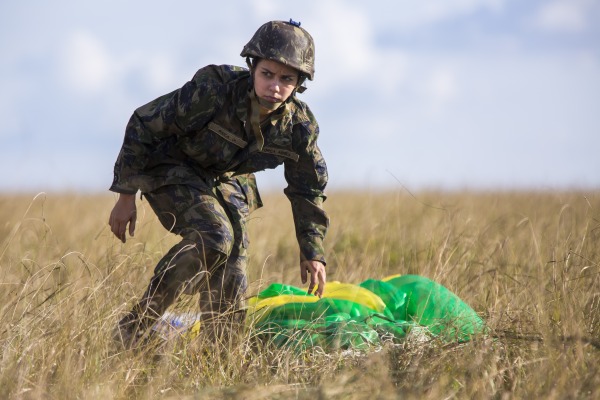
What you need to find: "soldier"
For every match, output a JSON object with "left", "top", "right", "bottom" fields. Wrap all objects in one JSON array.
[{"left": 108, "top": 19, "right": 329, "bottom": 348}]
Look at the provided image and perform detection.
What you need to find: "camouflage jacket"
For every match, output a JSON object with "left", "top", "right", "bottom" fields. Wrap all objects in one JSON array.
[{"left": 110, "top": 64, "right": 329, "bottom": 264}]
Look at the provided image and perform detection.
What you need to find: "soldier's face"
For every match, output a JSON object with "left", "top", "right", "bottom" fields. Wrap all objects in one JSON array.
[{"left": 253, "top": 59, "right": 299, "bottom": 115}]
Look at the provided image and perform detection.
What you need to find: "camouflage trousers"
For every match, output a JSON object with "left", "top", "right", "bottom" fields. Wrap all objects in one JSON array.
[{"left": 118, "top": 174, "right": 262, "bottom": 346}]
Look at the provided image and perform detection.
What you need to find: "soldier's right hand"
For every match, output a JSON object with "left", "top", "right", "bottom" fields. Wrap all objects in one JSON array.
[{"left": 108, "top": 193, "right": 137, "bottom": 243}]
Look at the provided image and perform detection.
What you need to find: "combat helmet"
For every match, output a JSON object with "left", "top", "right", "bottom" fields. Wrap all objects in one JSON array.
[{"left": 241, "top": 19, "right": 315, "bottom": 80}]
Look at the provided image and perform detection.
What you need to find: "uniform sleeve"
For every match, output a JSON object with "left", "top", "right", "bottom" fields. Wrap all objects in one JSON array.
[
  {"left": 110, "top": 65, "right": 226, "bottom": 193},
  {"left": 283, "top": 110, "right": 329, "bottom": 265}
]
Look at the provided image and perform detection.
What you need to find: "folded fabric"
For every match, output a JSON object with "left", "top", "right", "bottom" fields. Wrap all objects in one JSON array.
[{"left": 246, "top": 275, "right": 486, "bottom": 351}]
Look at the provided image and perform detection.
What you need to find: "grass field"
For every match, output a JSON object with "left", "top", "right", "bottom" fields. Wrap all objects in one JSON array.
[{"left": 0, "top": 189, "right": 599, "bottom": 399}]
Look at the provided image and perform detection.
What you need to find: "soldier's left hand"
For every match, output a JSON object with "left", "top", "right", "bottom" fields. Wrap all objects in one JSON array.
[{"left": 300, "top": 260, "right": 326, "bottom": 297}]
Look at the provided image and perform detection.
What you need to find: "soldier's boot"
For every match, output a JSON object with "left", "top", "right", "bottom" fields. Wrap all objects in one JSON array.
[
  {"left": 114, "top": 281, "right": 181, "bottom": 350},
  {"left": 114, "top": 244, "right": 214, "bottom": 350}
]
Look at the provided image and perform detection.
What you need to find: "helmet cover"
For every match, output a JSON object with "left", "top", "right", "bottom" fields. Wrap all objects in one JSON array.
[{"left": 241, "top": 19, "right": 315, "bottom": 80}]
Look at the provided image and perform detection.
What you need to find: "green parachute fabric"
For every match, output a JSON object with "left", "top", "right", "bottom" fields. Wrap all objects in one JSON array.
[{"left": 246, "top": 275, "right": 486, "bottom": 351}]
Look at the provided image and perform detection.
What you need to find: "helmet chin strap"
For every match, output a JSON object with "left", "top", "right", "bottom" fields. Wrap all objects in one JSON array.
[
  {"left": 248, "top": 88, "right": 290, "bottom": 152},
  {"left": 256, "top": 95, "right": 282, "bottom": 112},
  {"left": 248, "top": 90, "right": 265, "bottom": 151}
]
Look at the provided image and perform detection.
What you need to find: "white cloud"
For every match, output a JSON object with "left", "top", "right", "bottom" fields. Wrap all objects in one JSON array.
[
  {"left": 61, "top": 31, "right": 112, "bottom": 94},
  {"left": 116, "top": 51, "right": 181, "bottom": 94},
  {"left": 314, "top": 45, "right": 600, "bottom": 188},
  {"left": 0, "top": 74, "right": 29, "bottom": 138},
  {"left": 0, "top": 99, "right": 22, "bottom": 138},
  {"left": 289, "top": 0, "right": 504, "bottom": 106},
  {"left": 424, "top": 67, "right": 459, "bottom": 112},
  {"left": 248, "top": 0, "right": 286, "bottom": 20},
  {"left": 141, "top": 55, "right": 179, "bottom": 93},
  {"left": 372, "top": 0, "right": 507, "bottom": 31},
  {"left": 532, "top": 0, "right": 589, "bottom": 33},
  {"left": 303, "top": 1, "right": 375, "bottom": 89}
]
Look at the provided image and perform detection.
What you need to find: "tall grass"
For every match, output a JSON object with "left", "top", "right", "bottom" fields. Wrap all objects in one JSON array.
[{"left": 0, "top": 190, "right": 598, "bottom": 399}]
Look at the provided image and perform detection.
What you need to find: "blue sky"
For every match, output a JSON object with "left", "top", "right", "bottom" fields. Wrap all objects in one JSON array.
[{"left": 1, "top": 0, "right": 598, "bottom": 193}]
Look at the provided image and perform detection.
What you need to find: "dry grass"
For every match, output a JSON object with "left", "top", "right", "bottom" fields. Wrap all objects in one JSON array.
[{"left": 0, "top": 189, "right": 599, "bottom": 399}]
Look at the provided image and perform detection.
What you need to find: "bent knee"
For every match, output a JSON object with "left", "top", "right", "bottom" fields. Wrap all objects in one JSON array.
[
  {"left": 181, "top": 224, "right": 233, "bottom": 257},
  {"left": 176, "top": 242, "right": 228, "bottom": 271}
]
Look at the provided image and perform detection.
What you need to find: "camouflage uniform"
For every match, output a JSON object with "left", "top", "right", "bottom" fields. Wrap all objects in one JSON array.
[{"left": 111, "top": 62, "right": 329, "bottom": 342}]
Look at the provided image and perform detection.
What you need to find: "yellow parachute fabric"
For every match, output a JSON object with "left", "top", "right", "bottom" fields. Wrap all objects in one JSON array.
[{"left": 246, "top": 281, "right": 387, "bottom": 325}]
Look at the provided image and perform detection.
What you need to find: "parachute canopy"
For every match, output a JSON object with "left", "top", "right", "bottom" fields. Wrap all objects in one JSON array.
[{"left": 246, "top": 274, "right": 486, "bottom": 351}]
